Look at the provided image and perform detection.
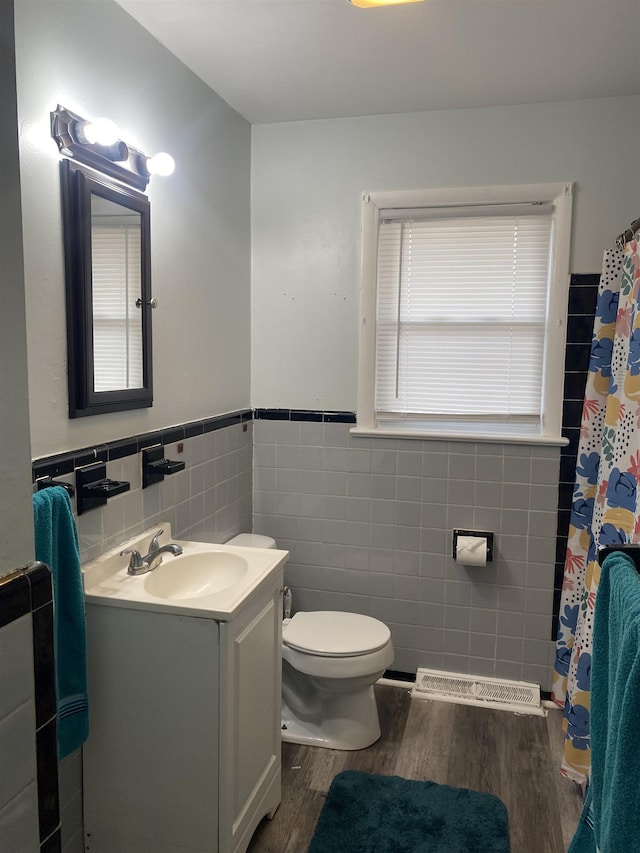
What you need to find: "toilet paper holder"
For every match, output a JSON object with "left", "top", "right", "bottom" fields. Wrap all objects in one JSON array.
[{"left": 452, "top": 529, "right": 494, "bottom": 562}]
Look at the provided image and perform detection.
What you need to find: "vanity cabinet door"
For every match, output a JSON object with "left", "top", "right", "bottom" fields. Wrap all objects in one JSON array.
[
  {"left": 218, "top": 574, "right": 283, "bottom": 853},
  {"left": 83, "top": 606, "right": 220, "bottom": 853}
]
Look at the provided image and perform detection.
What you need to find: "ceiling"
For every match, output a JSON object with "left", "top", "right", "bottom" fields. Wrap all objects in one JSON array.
[{"left": 116, "top": 0, "right": 640, "bottom": 124}]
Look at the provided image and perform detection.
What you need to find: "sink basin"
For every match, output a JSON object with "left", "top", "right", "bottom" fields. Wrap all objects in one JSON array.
[
  {"left": 143, "top": 551, "right": 249, "bottom": 600},
  {"left": 81, "top": 522, "right": 289, "bottom": 620}
]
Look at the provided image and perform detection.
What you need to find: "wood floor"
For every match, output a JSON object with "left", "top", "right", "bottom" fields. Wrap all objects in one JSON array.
[{"left": 247, "top": 685, "right": 583, "bottom": 853}]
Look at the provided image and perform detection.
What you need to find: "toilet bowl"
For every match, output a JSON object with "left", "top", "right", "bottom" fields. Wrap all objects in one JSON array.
[
  {"left": 226, "top": 533, "right": 395, "bottom": 751},
  {"left": 282, "top": 610, "right": 394, "bottom": 750}
]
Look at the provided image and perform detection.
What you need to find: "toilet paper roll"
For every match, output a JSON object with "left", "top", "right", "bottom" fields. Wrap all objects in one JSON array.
[{"left": 455, "top": 535, "right": 488, "bottom": 567}]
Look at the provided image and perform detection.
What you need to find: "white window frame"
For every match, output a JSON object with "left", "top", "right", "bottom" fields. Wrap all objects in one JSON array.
[{"left": 354, "top": 183, "right": 573, "bottom": 445}]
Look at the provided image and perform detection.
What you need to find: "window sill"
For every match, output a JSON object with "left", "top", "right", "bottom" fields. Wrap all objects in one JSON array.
[{"left": 350, "top": 425, "right": 569, "bottom": 447}]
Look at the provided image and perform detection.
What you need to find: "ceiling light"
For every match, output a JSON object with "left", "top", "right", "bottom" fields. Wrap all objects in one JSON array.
[{"left": 348, "top": 0, "right": 423, "bottom": 7}]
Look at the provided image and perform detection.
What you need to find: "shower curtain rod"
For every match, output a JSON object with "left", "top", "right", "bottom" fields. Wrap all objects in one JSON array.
[{"left": 616, "top": 217, "right": 640, "bottom": 249}]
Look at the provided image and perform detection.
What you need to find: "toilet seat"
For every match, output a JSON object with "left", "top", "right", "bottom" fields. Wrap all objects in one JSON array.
[{"left": 283, "top": 611, "right": 391, "bottom": 657}]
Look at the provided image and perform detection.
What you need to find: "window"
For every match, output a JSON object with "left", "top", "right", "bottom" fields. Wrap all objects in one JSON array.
[{"left": 355, "top": 184, "right": 572, "bottom": 444}]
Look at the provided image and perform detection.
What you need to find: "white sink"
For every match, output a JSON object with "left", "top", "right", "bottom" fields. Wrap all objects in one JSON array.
[
  {"left": 81, "top": 523, "right": 288, "bottom": 620},
  {"left": 143, "top": 550, "right": 249, "bottom": 600}
]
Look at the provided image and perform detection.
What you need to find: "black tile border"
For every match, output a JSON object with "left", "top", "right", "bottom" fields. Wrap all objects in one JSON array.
[
  {"left": 563, "top": 372, "right": 589, "bottom": 401},
  {"left": 383, "top": 669, "right": 414, "bottom": 683},
  {"left": 31, "top": 408, "right": 356, "bottom": 481},
  {"left": 0, "top": 563, "right": 60, "bottom": 848},
  {"left": 255, "top": 408, "right": 290, "bottom": 421},
  {"left": 32, "top": 409, "right": 254, "bottom": 482},
  {"left": 290, "top": 409, "right": 324, "bottom": 422},
  {"left": 0, "top": 570, "right": 30, "bottom": 628},
  {"left": 564, "top": 343, "right": 592, "bottom": 373},
  {"left": 256, "top": 408, "right": 357, "bottom": 424},
  {"left": 32, "top": 603, "right": 56, "bottom": 730},
  {"left": 569, "top": 273, "right": 600, "bottom": 287},
  {"left": 552, "top": 272, "right": 599, "bottom": 643},
  {"left": 40, "top": 829, "right": 61, "bottom": 853},
  {"left": 568, "top": 284, "right": 599, "bottom": 315},
  {"left": 27, "top": 562, "right": 54, "bottom": 611},
  {"left": 36, "top": 718, "right": 59, "bottom": 842}
]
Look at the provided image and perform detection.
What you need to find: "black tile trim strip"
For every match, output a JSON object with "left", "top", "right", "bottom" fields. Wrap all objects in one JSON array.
[
  {"left": 569, "top": 274, "right": 600, "bottom": 287},
  {"left": 40, "top": 829, "right": 61, "bottom": 853},
  {"left": 32, "top": 603, "right": 56, "bottom": 730},
  {"left": 255, "top": 408, "right": 289, "bottom": 420},
  {"left": 0, "top": 570, "right": 30, "bottom": 628},
  {"left": 552, "top": 271, "right": 599, "bottom": 643},
  {"left": 255, "top": 408, "right": 357, "bottom": 424},
  {"left": 32, "top": 409, "right": 253, "bottom": 482},
  {"left": 383, "top": 669, "right": 415, "bottom": 683},
  {"left": 36, "top": 718, "right": 60, "bottom": 842}
]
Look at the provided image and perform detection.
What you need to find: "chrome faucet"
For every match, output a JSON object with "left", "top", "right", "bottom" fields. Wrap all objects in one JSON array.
[{"left": 120, "top": 528, "right": 183, "bottom": 575}]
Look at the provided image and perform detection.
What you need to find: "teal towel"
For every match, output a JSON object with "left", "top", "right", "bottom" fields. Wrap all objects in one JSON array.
[
  {"left": 568, "top": 782, "right": 596, "bottom": 853},
  {"left": 33, "top": 486, "right": 88, "bottom": 759},
  {"left": 569, "top": 551, "right": 640, "bottom": 852}
]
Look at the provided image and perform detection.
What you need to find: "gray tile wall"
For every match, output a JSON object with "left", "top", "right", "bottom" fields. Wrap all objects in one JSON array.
[
  {"left": 0, "top": 613, "right": 39, "bottom": 853},
  {"left": 70, "top": 422, "right": 253, "bottom": 563},
  {"left": 253, "top": 419, "right": 559, "bottom": 690}
]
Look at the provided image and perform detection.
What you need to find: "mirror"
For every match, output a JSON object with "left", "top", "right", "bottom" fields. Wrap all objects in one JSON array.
[{"left": 61, "top": 159, "right": 153, "bottom": 417}]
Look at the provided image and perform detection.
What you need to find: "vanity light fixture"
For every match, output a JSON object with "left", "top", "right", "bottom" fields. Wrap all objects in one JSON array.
[
  {"left": 348, "top": 0, "right": 423, "bottom": 6},
  {"left": 51, "top": 104, "right": 175, "bottom": 191}
]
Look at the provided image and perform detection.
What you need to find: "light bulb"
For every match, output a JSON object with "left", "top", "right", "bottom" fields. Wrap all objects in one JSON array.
[
  {"left": 146, "top": 152, "right": 175, "bottom": 177},
  {"left": 79, "top": 117, "right": 119, "bottom": 146}
]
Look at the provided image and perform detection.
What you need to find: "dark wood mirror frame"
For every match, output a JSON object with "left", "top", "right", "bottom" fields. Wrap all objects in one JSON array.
[{"left": 61, "top": 159, "right": 153, "bottom": 417}]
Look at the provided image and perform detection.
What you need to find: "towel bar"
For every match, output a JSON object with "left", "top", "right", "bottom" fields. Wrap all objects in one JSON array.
[
  {"left": 36, "top": 476, "right": 75, "bottom": 497},
  {"left": 142, "top": 444, "right": 185, "bottom": 489},
  {"left": 76, "top": 462, "right": 130, "bottom": 515},
  {"left": 598, "top": 544, "right": 640, "bottom": 571}
]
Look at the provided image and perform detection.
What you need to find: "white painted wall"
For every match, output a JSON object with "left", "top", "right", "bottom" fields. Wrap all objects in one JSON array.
[
  {"left": 15, "top": 0, "right": 252, "bottom": 460},
  {"left": 0, "top": 0, "right": 34, "bottom": 575},
  {"left": 251, "top": 96, "right": 640, "bottom": 410}
]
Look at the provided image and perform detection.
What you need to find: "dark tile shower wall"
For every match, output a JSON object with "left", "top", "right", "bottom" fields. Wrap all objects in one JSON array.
[
  {"left": 553, "top": 274, "right": 600, "bottom": 639},
  {"left": 0, "top": 563, "right": 60, "bottom": 852}
]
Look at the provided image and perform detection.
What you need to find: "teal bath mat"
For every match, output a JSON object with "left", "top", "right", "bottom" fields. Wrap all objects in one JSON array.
[{"left": 308, "top": 770, "right": 510, "bottom": 853}]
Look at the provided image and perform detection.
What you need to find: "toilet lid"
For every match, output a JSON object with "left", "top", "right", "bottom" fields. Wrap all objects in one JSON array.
[{"left": 283, "top": 611, "right": 391, "bottom": 657}]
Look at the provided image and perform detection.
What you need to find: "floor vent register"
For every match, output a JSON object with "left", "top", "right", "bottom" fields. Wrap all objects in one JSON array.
[{"left": 412, "top": 668, "right": 543, "bottom": 715}]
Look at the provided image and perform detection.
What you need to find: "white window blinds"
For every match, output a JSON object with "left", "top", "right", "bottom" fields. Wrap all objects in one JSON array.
[
  {"left": 375, "top": 205, "right": 553, "bottom": 428},
  {"left": 91, "top": 220, "right": 143, "bottom": 392}
]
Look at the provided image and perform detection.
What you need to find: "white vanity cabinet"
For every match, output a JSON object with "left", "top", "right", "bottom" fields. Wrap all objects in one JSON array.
[{"left": 82, "top": 559, "right": 284, "bottom": 853}]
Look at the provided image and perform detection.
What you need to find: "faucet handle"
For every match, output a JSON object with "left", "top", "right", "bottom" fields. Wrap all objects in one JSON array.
[
  {"left": 120, "top": 549, "right": 145, "bottom": 572},
  {"left": 148, "top": 528, "right": 164, "bottom": 552}
]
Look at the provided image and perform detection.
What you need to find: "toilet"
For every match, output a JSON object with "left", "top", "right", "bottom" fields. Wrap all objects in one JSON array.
[{"left": 226, "top": 533, "right": 395, "bottom": 751}]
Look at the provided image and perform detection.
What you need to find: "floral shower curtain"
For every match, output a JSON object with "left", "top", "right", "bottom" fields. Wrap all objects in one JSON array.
[{"left": 553, "top": 242, "right": 640, "bottom": 783}]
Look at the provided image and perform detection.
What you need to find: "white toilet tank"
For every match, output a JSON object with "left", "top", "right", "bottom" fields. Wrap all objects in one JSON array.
[{"left": 226, "top": 533, "right": 277, "bottom": 549}]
